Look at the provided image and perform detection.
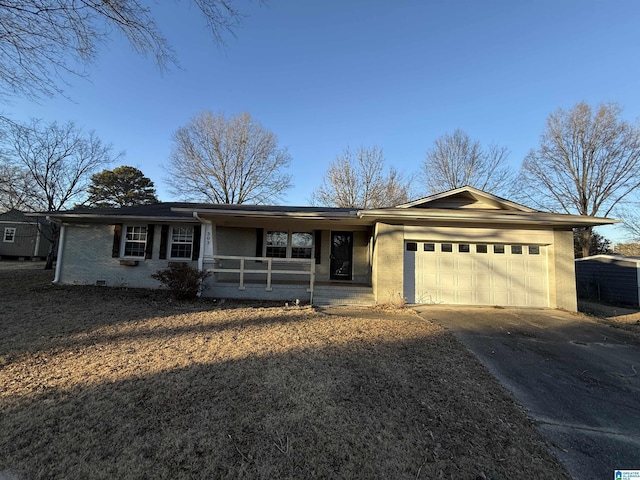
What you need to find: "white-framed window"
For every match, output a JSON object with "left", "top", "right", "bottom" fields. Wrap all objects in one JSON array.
[
  {"left": 169, "top": 226, "right": 194, "bottom": 259},
  {"left": 122, "top": 225, "right": 147, "bottom": 258},
  {"left": 265, "top": 230, "right": 313, "bottom": 259},
  {"left": 3, "top": 227, "right": 16, "bottom": 243}
]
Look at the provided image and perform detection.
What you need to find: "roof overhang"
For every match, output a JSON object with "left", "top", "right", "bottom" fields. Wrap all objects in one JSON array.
[
  {"left": 45, "top": 213, "right": 197, "bottom": 224},
  {"left": 358, "top": 208, "right": 618, "bottom": 228},
  {"left": 175, "top": 207, "right": 368, "bottom": 225}
]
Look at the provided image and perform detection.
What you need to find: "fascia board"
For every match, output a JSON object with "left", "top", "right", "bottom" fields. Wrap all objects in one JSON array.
[
  {"left": 46, "top": 214, "right": 198, "bottom": 224},
  {"left": 358, "top": 209, "right": 617, "bottom": 227},
  {"left": 176, "top": 208, "right": 361, "bottom": 221}
]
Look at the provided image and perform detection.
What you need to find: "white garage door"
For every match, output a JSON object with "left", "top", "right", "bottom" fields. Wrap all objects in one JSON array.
[{"left": 404, "top": 241, "right": 549, "bottom": 307}]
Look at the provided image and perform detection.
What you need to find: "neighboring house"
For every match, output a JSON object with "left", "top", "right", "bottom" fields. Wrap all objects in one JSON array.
[
  {"left": 47, "top": 187, "right": 615, "bottom": 310},
  {"left": 0, "top": 210, "right": 51, "bottom": 260},
  {"left": 575, "top": 254, "right": 640, "bottom": 306}
]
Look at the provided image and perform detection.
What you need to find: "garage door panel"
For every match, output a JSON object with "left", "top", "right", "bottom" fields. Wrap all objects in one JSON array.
[
  {"left": 438, "top": 257, "right": 454, "bottom": 270},
  {"left": 456, "top": 289, "right": 475, "bottom": 304},
  {"left": 493, "top": 291, "right": 510, "bottom": 305},
  {"left": 457, "top": 274, "right": 473, "bottom": 288},
  {"left": 457, "top": 257, "right": 473, "bottom": 271},
  {"left": 439, "top": 273, "right": 455, "bottom": 287},
  {"left": 510, "top": 290, "right": 527, "bottom": 305},
  {"left": 405, "top": 240, "right": 549, "bottom": 307},
  {"left": 509, "top": 259, "right": 526, "bottom": 273},
  {"left": 476, "top": 291, "right": 492, "bottom": 304}
]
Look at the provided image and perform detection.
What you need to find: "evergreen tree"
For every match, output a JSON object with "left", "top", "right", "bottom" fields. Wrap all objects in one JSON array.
[{"left": 87, "top": 166, "right": 159, "bottom": 207}]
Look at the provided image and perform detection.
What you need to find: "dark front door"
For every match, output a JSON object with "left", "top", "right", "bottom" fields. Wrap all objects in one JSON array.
[{"left": 330, "top": 231, "right": 353, "bottom": 280}]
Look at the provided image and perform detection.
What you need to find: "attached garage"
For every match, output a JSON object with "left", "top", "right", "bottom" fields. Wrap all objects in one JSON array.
[
  {"left": 364, "top": 187, "right": 615, "bottom": 311},
  {"left": 404, "top": 240, "right": 549, "bottom": 307}
]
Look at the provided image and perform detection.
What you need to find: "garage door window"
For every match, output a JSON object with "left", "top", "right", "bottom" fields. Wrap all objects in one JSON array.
[
  {"left": 424, "top": 243, "right": 435, "bottom": 252},
  {"left": 528, "top": 245, "right": 540, "bottom": 255},
  {"left": 494, "top": 245, "right": 505, "bottom": 254},
  {"left": 476, "top": 244, "right": 488, "bottom": 253},
  {"left": 406, "top": 242, "right": 418, "bottom": 251},
  {"left": 459, "top": 244, "right": 470, "bottom": 253},
  {"left": 511, "top": 245, "right": 523, "bottom": 254},
  {"left": 441, "top": 243, "right": 453, "bottom": 252}
]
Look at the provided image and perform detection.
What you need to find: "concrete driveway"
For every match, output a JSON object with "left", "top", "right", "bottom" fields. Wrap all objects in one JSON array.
[{"left": 414, "top": 306, "right": 640, "bottom": 480}]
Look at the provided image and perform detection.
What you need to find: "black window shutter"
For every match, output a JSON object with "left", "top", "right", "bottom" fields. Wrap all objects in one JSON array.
[
  {"left": 159, "top": 225, "right": 169, "bottom": 260},
  {"left": 192, "top": 225, "right": 201, "bottom": 260},
  {"left": 145, "top": 224, "right": 155, "bottom": 259},
  {"left": 112, "top": 224, "right": 122, "bottom": 258},
  {"left": 256, "top": 228, "right": 264, "bottom": 257},
  {"left": 315, "top": 230, "right": 322, "bottom": 264}
]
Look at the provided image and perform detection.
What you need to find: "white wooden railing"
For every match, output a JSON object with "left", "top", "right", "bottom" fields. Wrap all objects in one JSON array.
[{"left": 206, "top": 255, "right": 315, "bottom": 301}]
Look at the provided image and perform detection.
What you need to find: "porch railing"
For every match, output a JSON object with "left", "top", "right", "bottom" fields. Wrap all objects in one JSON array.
[{"left": 206, "top": 255, "right": 316, "bottom": 302}]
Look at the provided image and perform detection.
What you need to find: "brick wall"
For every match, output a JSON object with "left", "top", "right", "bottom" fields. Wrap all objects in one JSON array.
[
  {"left": 372, "top": 223, "right": 405, "bottom": 304},
  {"left": 551, "top": 229, "right": 577, "bottom": 311},
  {"left": 58, "top": 224, "right": 197, "bottom": 289}
]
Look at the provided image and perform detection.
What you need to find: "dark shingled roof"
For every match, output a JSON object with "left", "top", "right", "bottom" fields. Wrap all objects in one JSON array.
[{"left": 49, "top": 202, "right": 359, "bottom": 219}]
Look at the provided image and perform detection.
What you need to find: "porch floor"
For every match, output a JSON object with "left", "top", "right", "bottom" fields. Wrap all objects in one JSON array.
[{"left": 209, "top": 279, "right": 374, "bottom": 306}]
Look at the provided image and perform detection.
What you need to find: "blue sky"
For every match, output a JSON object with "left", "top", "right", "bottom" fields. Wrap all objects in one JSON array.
[{"left": 4, "top": 0, "right": 640, "bottom": 239}]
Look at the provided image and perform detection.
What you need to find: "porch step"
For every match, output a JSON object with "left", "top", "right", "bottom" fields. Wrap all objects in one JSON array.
[{"left": 313, "top": 285, "right": 375, "bottom": 306}]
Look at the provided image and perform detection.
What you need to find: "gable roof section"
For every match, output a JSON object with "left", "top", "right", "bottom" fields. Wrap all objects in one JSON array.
[
  {"left": 0, "top": 209, "right": 29, "bottom": 223},
  {"left": 1, "top": 209, "right": 48, "bottom": 224},
  {"left": 396, "top": 186, "right": 536, "bottom": 212},
  {"left": 361, "top": 186, "right": 616, "bottom": 228}
]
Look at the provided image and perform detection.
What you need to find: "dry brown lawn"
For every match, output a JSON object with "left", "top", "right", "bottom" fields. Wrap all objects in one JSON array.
[{"left": 0, "top": 263, "right": 569, "bottom": 479}]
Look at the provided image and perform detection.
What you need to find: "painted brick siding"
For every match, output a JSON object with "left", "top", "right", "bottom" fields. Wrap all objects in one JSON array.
[
  {"left": 59, "top": 224, "right": 197, "bottom": 289},
  {"left": 372, "top": 223, "right": 405, "bottom": 304},
  {"left": 552, "top": 229, "right": 578, "bottom": 311}
]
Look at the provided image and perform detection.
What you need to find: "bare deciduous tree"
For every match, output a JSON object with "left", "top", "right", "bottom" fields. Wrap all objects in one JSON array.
[
  {"left": 422, "top": 129, "right": 514, "bottom": 195},
  {"left": 0, "top": 1, "right": 244, "bottom": 100},
  {"left": 166, "top": 111, "right": 292, "bottom": 204},
  {"left": 0, "top": 163, "right": 36, "bottom": 212},
  {"left": 310, "top": 146, "right": 411, "bottom": 208},
  {"left": 5, "top": 119, "right": 120, "bottom": 211},
  {"left": 617, "top": 206, "right": 640, "bottom": 241},
  {"left": 3, "top": 119, "right": 120, "bottom": 267},
  {"left": 517, "top": 102, "right": 640, "bottom": 257},
  {"left": 615, "top": 241, "right": 640, "bottom": 256}
]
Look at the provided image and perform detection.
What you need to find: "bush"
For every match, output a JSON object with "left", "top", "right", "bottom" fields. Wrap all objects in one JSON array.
[{"left": 151, "top": 263, "right": 210, "bottom": 300}]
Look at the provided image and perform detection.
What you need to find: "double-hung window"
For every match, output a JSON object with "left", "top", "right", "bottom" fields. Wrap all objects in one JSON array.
[
  {"left": 123, "top": 226, "right": 147, "bottom": 258},
  {"left": 265, "top": 231, "right": 313, "bottom": 259},
  {"left": 291, "top": 232, "right": 313, "bottom": 258},
  {"left": 3, "top": 227, "right": 16, "bottom": 243},
  {"left": 169, "top": 226, "right": 194, "bottom": 259}
]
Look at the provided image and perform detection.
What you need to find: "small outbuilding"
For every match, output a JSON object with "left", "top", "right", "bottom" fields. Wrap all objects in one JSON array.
[
  {"left": 0, "top": 210, "right": 51, "bottom": 260},
  {"left": 575, "top": 254, "right": 640, "bottom": 306}
]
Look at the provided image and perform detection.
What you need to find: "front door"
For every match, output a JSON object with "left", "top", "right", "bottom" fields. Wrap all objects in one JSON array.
[{"left": 330, "top": 231, "right": 353, "bottom": 280}]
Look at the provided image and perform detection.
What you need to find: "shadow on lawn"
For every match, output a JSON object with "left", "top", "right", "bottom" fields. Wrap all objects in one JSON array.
[
  {"left": 0, "top": 335, "right": 568, "bottom": 480},
  {"left": 1, "top": 268, "right": 298, "bottom": 359}
]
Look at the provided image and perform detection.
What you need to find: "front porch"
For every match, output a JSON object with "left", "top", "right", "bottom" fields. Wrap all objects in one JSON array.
[{"left": 202, "top": 254, "right": 374, "bottom": 306}]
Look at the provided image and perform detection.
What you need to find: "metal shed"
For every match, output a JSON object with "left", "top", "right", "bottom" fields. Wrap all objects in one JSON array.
[{"left": 575, "top": 254, "right": 640, "bottom": 306}]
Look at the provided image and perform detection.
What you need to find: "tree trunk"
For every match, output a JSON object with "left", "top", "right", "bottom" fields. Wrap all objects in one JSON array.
[{"left": 580, "top": 227, "right": 592, "bottom": 258}]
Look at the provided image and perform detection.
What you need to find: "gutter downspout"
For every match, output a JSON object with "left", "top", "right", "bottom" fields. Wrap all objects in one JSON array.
[
  {"left": 193, "top": 212, "right": 206, "bottom": 272},
  {"left": 33, "top": 222, "right": 42, "bottom": 258},
  {"left": 193, "top": 212, "right": 211, "bottom": 297},
  {"left": 49, "top": 218, "right": 65, "bottom": 284}
]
